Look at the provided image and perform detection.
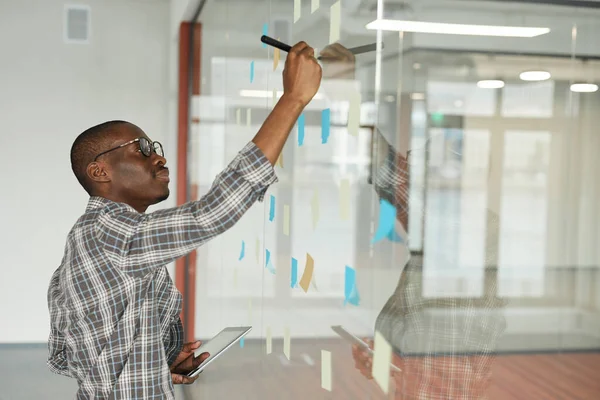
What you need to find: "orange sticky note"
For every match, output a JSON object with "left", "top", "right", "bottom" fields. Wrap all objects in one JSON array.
[{"left": 299, "top": 253, "right": 314, "bottom": 292}]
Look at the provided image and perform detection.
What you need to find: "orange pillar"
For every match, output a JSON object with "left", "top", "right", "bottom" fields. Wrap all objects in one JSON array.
[{"left": 176, "top": 22, "right": 201, "bottom": 342}]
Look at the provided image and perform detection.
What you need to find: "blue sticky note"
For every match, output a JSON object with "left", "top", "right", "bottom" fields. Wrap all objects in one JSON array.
[
  {"left": 291, "top": 257, "right": 298, "bottom": 288},
  {"left": 239, "top": 240, "right": 245, "bottom": 261},
  {"left": 297, "top": 114, "right": 305, "bottom": 146},
  {"left": 250, "top": 61, "right": 255, "bottom": 83},
  {"left": 269, "top": 195, "right": 275, "bottom": 221},
  {"left": 321, "top": 108, "right": 330, "bottom": 144},
  {"left": 265, "top": 249, "right": 275, "bottom": 274},
  {"left": 371, "top": 199, "right": 396, "bottom": 244},
  {"left": 344, "top": 266, "right": 360, "bottom": 306},
  {"left": 262, "top": 23, "right": 268, "bottom": 47},
  {"left": 240, "top": 337, "right": 245, "bottom": 348},
  {"left": 387, "top": 228, "right": 403, "bottom": 243}
]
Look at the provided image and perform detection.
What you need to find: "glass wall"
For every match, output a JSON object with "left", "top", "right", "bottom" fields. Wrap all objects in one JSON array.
[{"left": 183, "top": 0, "right": 600, "bottom": 398}]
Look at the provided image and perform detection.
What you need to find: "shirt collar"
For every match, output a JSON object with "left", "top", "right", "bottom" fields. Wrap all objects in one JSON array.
[{"left": 86, "top": 196, "right": 138, "bottom": 213}]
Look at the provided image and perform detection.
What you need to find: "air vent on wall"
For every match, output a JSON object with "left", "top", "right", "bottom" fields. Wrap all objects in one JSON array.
[{"left": 64, "top": 4, "right": 91, "bottom": 44}]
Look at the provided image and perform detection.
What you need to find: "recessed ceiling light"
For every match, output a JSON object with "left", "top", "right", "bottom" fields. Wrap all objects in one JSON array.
[
  {"left": 570, "top": 83, "right": 598, "bottom": 93},
  {"left": 477, "top": 80, "right": 505, "bottom": 89},
  {"left": 366, "top": 19, "right": 550, "bottom": 37},
  {"left": 519, "top": 71, "right": 551, "bottom": 81},
  {"left": 410, "top": 92, "right": 426, "bottom": 100}
]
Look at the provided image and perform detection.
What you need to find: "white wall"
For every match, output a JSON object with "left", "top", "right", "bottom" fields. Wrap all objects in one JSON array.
[{"left": 0, "top": 0, "right": 172, "bottom": 343}]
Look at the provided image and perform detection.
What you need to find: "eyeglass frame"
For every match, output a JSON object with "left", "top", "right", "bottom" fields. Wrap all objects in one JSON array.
[{"left": 93, "top": 137, "right": 164, "bottom": 162}]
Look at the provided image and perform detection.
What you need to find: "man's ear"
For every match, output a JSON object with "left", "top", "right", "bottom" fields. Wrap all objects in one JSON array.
[{"left": 87, "top": 161, "right": 111, "bottom": 184}]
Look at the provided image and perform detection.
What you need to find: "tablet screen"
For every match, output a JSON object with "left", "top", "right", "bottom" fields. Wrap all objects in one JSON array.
[{"left": 187, "top": 326, "right": 252, "bottom": 377}]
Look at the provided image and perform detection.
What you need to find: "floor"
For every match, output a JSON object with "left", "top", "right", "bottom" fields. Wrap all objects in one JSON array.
[{"left": 1, "top": 342, "right": 598, "bottom": 399}]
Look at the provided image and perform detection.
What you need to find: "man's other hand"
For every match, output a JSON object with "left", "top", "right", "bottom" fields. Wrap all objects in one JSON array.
[
  {"left": 282, "top": 41, "right": 322, "bottom": 107},
  {"left": 170, "top": 340, "right": 210, "bottom": 385},
  {"left": 319, "top": 43, "right": 356, "bottom": 80},
  {"left": 352, "top": 338, "right": 374, "bottom": 379}
]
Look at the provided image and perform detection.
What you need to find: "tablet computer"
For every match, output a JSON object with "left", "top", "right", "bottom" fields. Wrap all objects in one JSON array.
[
  {"left": 331, "top": 325, "right": 401, "bottom": 372},
  {"left": 186, "top": 326, "right": 252, "bottom": 378}
]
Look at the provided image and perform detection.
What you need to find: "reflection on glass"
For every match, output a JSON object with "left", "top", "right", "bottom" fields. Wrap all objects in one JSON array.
[
  {"left": 499, "top": 131, "right": 551, "bottom": 297},
  {"left": 502, "top": 81, "right": 555, "bottom": 118}
]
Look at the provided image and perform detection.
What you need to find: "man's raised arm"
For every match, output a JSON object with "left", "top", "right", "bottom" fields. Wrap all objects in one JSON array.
[{"left": 95, "top": 41, "right": 322, "bottom": 277}]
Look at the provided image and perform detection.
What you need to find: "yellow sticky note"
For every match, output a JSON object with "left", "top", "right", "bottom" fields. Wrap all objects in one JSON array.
[
  {"left": 273, "top": 46, "right": 280, "bottom": 71},
  {"left": 339, "top": 179, "right": 350, "bottom": 220},
  {"left": 255, "top": 237, "right": 260, "bottom": 264},
  {"left": 321, "top": 350, "right": 332, "bottom": 391},
  {"left": 284, "top": 326, "right": 291, "bottom": 360},
  {"left": 373, "top": 331, "right": 392, "bottom": 395},
  {"left": 236, "top": 108, "right": 241, "bottom": 125},
  {"left": 329, "top": 1, "right": 341, "bottom": 44},
  {"left": 283, "top": 205, "right": 290, "bottom": 236},
  {"left": 266, "top": 326, "right": 272, "bottom": 354},
  {"left": 348, "top": 91, "right": 361, "bottom": 136},
  {"left": 299, "top": 253, "right": 314, "bottom": 292},
  {"left": 312, "top": 0, "right": 320, "bottom": 14},
  {"left": 246, "top": 108, "right": 252, "bottom": 126},
  {"left": 311, "top": 189, "right": 319, "bottom": 230},
  {"left": 276, "top": 152, "right": 284, "bottom": 168},
  {"left": 294, "top": 0, "right": 301, "bottom": 23}
]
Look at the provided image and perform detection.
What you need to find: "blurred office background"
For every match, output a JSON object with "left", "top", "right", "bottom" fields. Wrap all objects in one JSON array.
[{"left": 1, "top": 0, "right": 599, "bottom": 399}]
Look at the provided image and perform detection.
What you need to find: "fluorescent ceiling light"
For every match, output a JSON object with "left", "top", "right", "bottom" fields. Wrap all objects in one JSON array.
[
  {"left": 366, "top": 19, "right": 550, "bottom": 37},
  {"left": 240, "top": 89, "right": 324, "bottom": 99},
  {"left": 519, "top": 71, "right": 551, "bottom": 81},
  {"left": 477, "top": 80, "right": 505, "bottom": 89},
  {"left": 570, "top": 83, "right": 598, "bottom": 93},
  {"left": 410, "top": 92, "right": 426, "bottom": 100}
]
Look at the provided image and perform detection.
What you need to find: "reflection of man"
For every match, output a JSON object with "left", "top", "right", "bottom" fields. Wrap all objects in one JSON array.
[
  {"left": 47, "top": 42, "right": 322, "bottom": 399},
  {"left": 319, "top": 44, "right": 507, "bottom": 399},
  {"left": 362, "top": 135, "right": 506, "bottom": 399}
]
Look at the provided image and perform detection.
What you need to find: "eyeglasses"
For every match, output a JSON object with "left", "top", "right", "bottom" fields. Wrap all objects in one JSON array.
[{"left": 93, "top": 137, "right": 164, "bottom": 162}]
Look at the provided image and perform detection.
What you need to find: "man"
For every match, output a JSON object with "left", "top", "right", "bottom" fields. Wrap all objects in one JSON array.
[{"left": 47, "top": 41, "right": 321, "bottom": 399}]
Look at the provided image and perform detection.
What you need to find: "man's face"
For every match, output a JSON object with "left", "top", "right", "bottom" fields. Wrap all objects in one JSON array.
[{"left": 101, "top": 124, "right": 170, "bottom": 207}]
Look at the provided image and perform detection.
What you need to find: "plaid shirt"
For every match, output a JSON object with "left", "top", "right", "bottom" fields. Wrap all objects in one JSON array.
[
  {"left": 47, "top": 142, "right": 277, "bottom": 399},
  {"left": 373, "top": 141, "right": 507, "bottom": 399}
]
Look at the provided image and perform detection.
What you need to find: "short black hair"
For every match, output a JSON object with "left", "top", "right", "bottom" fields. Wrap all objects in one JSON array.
[{"left": 70, "top": 120, "right": 130, "bottom": 194}]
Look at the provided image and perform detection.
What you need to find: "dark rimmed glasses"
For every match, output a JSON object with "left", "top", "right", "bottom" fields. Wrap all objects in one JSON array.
[{"left": 93, "top": 137, "right": 164, "bottom": 162}]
